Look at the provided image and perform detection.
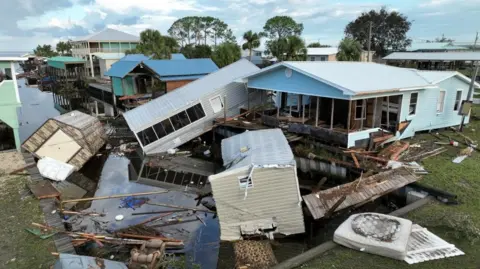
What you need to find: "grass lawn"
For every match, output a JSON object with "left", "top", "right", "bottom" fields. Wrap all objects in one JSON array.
[
  {"left": 0, "top": 174, "right": 56, "bottom": 268},
  {"left": 299, "top": 107, "right": 480, "bottom": 269}
]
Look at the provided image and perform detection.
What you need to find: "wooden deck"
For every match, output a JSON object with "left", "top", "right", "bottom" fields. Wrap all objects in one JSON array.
[{"left": 303, "top": 167, "right": 420, "bottom": 220}]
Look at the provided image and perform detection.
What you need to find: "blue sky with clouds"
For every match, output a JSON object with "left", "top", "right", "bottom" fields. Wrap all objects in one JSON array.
[{"left": 1, "top": 0, "right": 479, "bottom": 51}]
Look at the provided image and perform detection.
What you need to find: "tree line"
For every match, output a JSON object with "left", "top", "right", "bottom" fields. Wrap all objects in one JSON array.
[{"left": 33, "top": 7, "right": 425, "bottom": 65}]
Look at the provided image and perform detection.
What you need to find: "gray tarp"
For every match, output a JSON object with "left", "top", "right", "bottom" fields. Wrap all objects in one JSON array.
[{"left": 54, "top": 254, "right": 127, "bottom": 269}]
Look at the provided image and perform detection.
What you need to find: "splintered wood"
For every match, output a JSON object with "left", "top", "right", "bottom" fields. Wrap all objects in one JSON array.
[{"left": 303, "top": 167, "right": 420, "bottom": 220}]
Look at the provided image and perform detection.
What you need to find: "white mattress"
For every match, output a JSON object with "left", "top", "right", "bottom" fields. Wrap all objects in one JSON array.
[{"left": 334, "top": 213, "right": 412, "bottom": 260}]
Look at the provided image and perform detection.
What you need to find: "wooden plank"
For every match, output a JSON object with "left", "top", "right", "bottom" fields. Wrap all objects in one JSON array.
[
  {"left": 28, "top": 181, "right": 60, "bottom": 199},
  {"left": 351, "top": 153, "right": 360, "bottom": 168}
]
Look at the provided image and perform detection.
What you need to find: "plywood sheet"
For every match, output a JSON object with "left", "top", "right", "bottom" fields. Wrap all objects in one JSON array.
[{"left": 35, "top": 130, "right": 81, "bottom": 163}]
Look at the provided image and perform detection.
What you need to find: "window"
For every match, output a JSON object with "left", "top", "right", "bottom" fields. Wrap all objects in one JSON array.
[
  {"left": 238, "top": 175, "right": 253, "bottom": 189},
  {"left": 454, "top": 90, "right": 463, "bottom": 111},
  {"left": 169, "top": 111, "right": 190, "bottom": 130},
  {"left": 210, "top": 96, "right": 224, "bottom": 113},
  {"left": 136, "top": 127, "right": 157, "bottom": 146},
  {"left": 436, "top": 90, "right": 446, "bottom": 113},
  {"left": 152, "top": 119, "right": 174, "bottom": 139},
  {"left": 310, "top": 56, "right": 315, "bottom": 61},
  {"left": 186, "top": 103, "right": 206, "bottom": 122},
  {"left": 254, "top": 51, "right": 262, "bottom": 57},
  {"left": 355, "top": 100, "right": 366, "bottom": 120},
  {"left": 409, "top": 93, "right": 418, "bottom": 115},
  {"left": 320, "top": 56, "right": 327, "bottom": 61}
]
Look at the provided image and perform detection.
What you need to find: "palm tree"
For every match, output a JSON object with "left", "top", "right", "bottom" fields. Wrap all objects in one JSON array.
[
  {"left": 337, "top": 38, "right": 362, "bottom": 61},
  {"left": 284, "top": 35, "right": 307, "bottom": 61},
  {"left": 242, "top": 31, "right": 264, "bottom": 61},
  {"left": 136, "top": 29, "right": 167, "bottom": 59}
]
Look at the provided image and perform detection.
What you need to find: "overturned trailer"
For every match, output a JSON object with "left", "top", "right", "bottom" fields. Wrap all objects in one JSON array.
[
  {"left": 22, "top": 111, "right": 107, "bottom": 170},
  {"left": 123, "top": 59, "right": 263, "bottom": 155}
]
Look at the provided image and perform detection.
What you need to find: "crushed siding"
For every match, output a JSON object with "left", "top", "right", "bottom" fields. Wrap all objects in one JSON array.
[{"left": 210, "top": 166, "right": 304, "bottom": 240}]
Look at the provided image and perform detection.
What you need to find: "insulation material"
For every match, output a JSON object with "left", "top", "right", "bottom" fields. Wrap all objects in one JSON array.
[
  {"left": 37, "top": 157, "right": 75, "bottom": 181},
  {"left": 334, "top": 213, "right": 413, "bottom": 260},
  {"left": 404, "top": 224, "right": 464, "bottom": 264}
]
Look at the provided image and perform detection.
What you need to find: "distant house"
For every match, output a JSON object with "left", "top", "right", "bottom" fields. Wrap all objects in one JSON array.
[
  {"left": 307, "top": 47, "right": 374, "bottom": 62},
  {"left": 406, "top": 42, "right": 469, "bottom": 52},
  {"left": 238, "top": 61, "right": 479, "bottom": 148},
  {"left": 0, "top": 56, "right": 26, "bottom": 151},
  {"left": 22, "top": 111, "right": 106, "bottom": 170},
  {"left": 122, "top": 59, "right": 262, "bottom": 155},
  {"left": 71, "top": 28, "right": 140, "bottom": 78},
  {"left": 384, "top": 51, "right": 480, "bottom": 72},
  {"left": 241, "top": 49, "right": 264, "bottom": 66},
  {"left": 209, "top": 129, "right": 305, "bottom": 240}
]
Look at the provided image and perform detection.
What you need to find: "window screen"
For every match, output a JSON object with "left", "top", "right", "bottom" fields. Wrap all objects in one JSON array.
[
  {"left": 137, "top": 127, "right": 157, "bottom": 146},
  {"left": 355, "top": 100, "right": 366, "bottom": 120},
  {"left": 454, "top": 91, "right": 462, "bottom": 111},
  {"left": 169, "top": 111, "right": 190, "bottom": 130},
  {"left": 152, "top": 121, "right": 167, "bottom": 139},
  {"left": 238, "top": 176, "right": 253, "bottom": 189},
  {"left": 186, "top": 104, "right": 206, "bottom": 122},
  {"left": 409, "top": 93, "right": 418, "bottom": 115},
  {"left": 437, "top": 91, "right": 446, "bottom": 113},
  {"left": 210, "top": 96, "right": 223, "bottom": 113}
]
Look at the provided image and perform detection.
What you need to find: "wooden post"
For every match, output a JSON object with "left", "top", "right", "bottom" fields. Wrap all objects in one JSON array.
[
  {"left": 277, "top": 92, "right": 281, "bottom": 118},
  {"left": 386, "top": 96, "right": 390, "bottom": 128},
  {"left": 315, "top": 97, "right": 319, "bottom": 127},
  {"left": 347, "top": 100, "right": 351, "bottom": 133},
  {"left": 372, "top": 98, "right": 378, "bottom": 128},
  {"left": 330, "top": 98, "right": 335, "bottom": 130},
  {"left": 301, "top": 95, "right": 305, "bottom": 123},
  {"left": 223, "top": 95, "right": 227, "bottom": 124},
  {"left": 360, "top": 99, "right": 365, "bottom": 130},
  {"left": 260, "top": 92, "right": 264, "bottom": 116}
]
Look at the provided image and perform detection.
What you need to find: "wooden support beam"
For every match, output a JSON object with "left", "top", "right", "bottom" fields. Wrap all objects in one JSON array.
[
  {"left": 387, "top": 96, "right": 390, "bottom": 128},
  {"left": 330, "top": 98, "right": 335, "bottom": 130},
  {"left": 301, "top": 95, "right": 305, "bottom": 123},
  {"left": 347, "top": 100, "right": 351, "bottom": 132},
  {"left": 351, "top": 153, "right": 360, "bottom": 168},
  {"left": 360, "top": 99, "right": 365, "bottom": 130},
  {"left": 315, "top": 97, "right": 319, "bottom": 127},
  {"left": 372, "top": 97, "right": 378, "bottom": 127}
]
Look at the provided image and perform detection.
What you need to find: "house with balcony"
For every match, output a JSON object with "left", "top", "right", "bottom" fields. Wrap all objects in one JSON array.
[
  {"left": 71, "top": 28, "right": 139, "bottom": 78},
  {"left": 0, "top": 56, "right": 26, "bottom": 151},
  {"left": 237, "top": 61, "right": 479, "bottom": 148}
]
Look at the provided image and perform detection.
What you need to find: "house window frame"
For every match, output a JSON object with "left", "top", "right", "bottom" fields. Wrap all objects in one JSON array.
[
  {"left": 355, "top": 100, "right": 367, "bottom": 120},
  {"left": 209, "top": 95, "right": 224, "bottom": 113},
  {"left": 436, "top": 90, "right": 446, "bottom": 114},
  {"left": 310, "top": 56, "right": 315, "bottom": 61},
  {"left": 238, "top": 175, "right": 253, "bottom": 189},
  {"left": 454, "top": 90, "right": 463, "bottom": 111},
  {"left": 409, "top": 92, "right": 418, "bottom": 116}
]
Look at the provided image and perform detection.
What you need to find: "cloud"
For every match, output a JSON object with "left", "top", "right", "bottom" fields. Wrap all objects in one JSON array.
[{"left": 94, "top": 0, "right": 200, "bottom": 14}]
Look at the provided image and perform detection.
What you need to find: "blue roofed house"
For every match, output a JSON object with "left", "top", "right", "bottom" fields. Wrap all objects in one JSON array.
[{"left": 238, "top": 61, "right": 479, "bottom": 148}]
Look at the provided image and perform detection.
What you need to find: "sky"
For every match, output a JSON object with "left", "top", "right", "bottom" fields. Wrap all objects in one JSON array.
[{"left": 0, "top": 0, "right": 479, "bottom": 51}]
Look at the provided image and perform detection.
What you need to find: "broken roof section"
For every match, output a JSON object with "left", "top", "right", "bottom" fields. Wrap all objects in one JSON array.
[
  {"left": 303, "top": 167, "right": 420, "bottom": 220},
  {"left": 221, "top": 129, "right": 295, "bottom": 171},
  {"left": 22, "top": 111, "right": 107, "bottom": 170}
]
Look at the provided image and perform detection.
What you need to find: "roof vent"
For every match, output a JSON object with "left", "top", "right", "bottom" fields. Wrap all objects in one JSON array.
[{"left": 285, "top": 68, "right": 292, "bottom": 78}]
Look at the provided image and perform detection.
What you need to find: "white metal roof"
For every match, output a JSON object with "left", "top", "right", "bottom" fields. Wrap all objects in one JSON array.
[
  {"left": 0, "top": 57, "right": 28, "bottom": 62},
  {"left": 246, "top": 61, "right": 434, "bottom": 95},
  {"left": 123, "top": 59, "right": 260, "bottom": 132},
  {"left": 307, "top": 47, "right": 339, "bottom": 56},
  {"left": 416, "top": 70, "right": 480, "bottom": 88},
  {"left": 54, "top": 110, "right": 99, "bottom": 130},
  {"left": 384, "top": 52, "right": 480, "bottom": 61},
  {"left": 92, "top": 53, "right": 125, "bottom": 60},
  {"left": 73, "top": 28, "right": 139, "bottom": 42},
  {"left": 220, "top": 129, "right": 295, "bottom": 171}
]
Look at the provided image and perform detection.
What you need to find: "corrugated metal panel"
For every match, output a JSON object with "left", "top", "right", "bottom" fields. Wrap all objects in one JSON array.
[
  {"left": 404, "top": 224, "right": 464, "bottom": 264},
  {"left": 73, "top": 28, "right": 139, "bottom": 42},
  {"left": 384, "top": 52, "right": 480, "bottom": 61},
  {"left": 209, "top": 167, "right": 304, "bottom": 240},
  {"left": 221, "top": 129, "right": 295, "bottom": 171},
  {"left": 161, "top": 74, "right": 205, "bottom": 81},
  {"left": 295, "top": 157, "right": 347, "bottom": 178},
  {"left": 171, "top": 53, "right": 187, "bottom": 60},
  {"left": 54, "top": 111, "right": 98, "bottom": 130},
  {"left": 144, "top": 58, "right": 218, "bottom": 77},
  {"left": 104, "top": 60, "right": 139, "bottom": 78},
  {"left": 123, "top": 59, "right": 260, "bottom": 132}
]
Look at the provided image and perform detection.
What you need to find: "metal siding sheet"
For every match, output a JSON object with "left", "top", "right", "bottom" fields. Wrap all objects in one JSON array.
[
  {"left": 123, "top": 76, "right": 135, "bottom": 95},
  {"left": 112, "top": 77, "right": 124, "bottom": 96},
  {"left": 384, "top": 52, "right": 480, "bottom": 61},
  {"left": 123, "top": 59, "right": 260, "bottom": 132}
]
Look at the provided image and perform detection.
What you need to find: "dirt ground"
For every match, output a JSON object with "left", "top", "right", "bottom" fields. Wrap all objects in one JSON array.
[{"left": 0, "top": 151, "right": 56, "bottom": 268}]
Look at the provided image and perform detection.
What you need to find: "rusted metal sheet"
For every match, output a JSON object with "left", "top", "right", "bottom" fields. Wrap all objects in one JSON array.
[{"left": 303, "top": 167, "right": 420, "bottom": 220}]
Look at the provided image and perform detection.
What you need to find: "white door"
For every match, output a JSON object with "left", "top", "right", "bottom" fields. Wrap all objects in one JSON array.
[{"left": 35, "top": 130, "right": 81, "bottom": 163}]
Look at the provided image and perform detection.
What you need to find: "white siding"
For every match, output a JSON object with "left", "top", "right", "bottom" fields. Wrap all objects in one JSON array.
[{"left": 209, "top": 166, "right": 304, "bottom": 240}]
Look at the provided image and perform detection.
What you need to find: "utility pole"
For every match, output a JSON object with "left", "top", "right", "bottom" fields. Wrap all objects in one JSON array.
[
  {"left": 367, "top": 21, "right": 372, "bottom": 62},
  {"left": 459, "top": 31, "right": 479, "bottom": 132}
]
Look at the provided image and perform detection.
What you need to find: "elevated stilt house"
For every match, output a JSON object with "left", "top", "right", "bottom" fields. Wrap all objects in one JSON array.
[
  {"left": 123, "top": 59, "right": 262, "bottom": 155},
  {"left": 238, "top": 62, "right": 479, "bottom": 148}
]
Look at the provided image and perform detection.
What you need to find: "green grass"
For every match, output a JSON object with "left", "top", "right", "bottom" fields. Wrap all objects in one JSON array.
[
  {"left": 0, "top": 175, "right": 56, "bottom": 268},
  {"left": 299, "top": 106, "right": 480, "bottom": 269}
]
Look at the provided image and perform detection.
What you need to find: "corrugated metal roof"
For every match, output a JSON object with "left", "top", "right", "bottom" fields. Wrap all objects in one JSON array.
[
  {"left": 160, "top": 74, "right": 205, "bottom": 81},
  {"left": 120, "top": 54, "right": 150, "bottom": 62},
  {"left": 48, "top": 56, "right": 85, "bottom": 63},
  {"left": 93, "top": 53, "right": 125, "bottom": 60},
  {"left": 407, "top": 42, "right": 468, "bottom": 51},
  {"left": 221, "top": 129, "right": 295, "bottom": 171},
  {"left": 144, "top": 59, "right": 218, "bottom": 77},
  {"left": 73, "top": 28, "right": 139, "bottom": 42},
  {"left": 54, "top": 110, "right": 98, "bottom": 130},
  {"left": 245, "top": 62, "right": 433, "bottom": 95},
  {"left": 104, "top": 60, "right": 140, "bottom": 78},
  {"left": 171, "top": 53, "right": 187, "bottom": 60},
  {"left": 416, "top": 70, "right": 480, "bottom": 88},
  {"left": 307, "top": 47, "right": 339, "bottom": 55},
  {"left": 123, "top": 59, "right": 259, "bottom": 132},
  {"left": 384, "top": 52, "right": 480, "bottom": 61}
]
